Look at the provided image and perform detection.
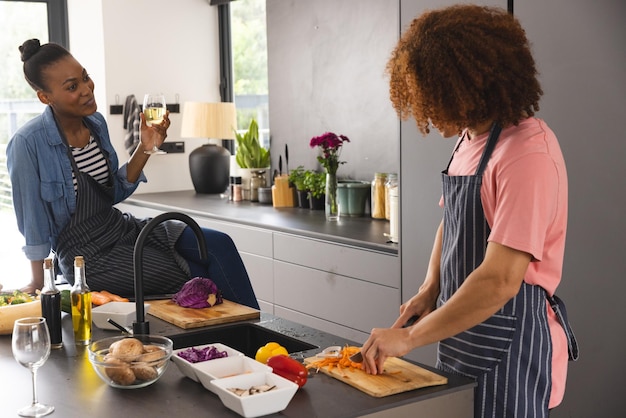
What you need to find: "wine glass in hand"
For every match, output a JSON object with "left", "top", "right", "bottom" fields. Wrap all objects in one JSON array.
[
  {"left": 142, "top": 93, "right": 167, "bottom": 154},
  {"left": 12, "top": 317, "right": 54, "bottom": 417}
]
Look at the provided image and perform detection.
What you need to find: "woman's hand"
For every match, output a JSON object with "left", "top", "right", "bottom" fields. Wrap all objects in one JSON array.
[{"left": 139, "top": 110, "right": 170, "bottom": 152}]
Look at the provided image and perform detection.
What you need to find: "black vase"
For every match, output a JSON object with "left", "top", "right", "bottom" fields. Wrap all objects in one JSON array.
[
  {"left": 189, "top": 144, "right": 231, "bottom": 194},
  {"left": 309, "top": 194, "right": 325, "bottom": 210},
  {"left": 296, "top": 190, "right": 310, "bottom": 209}
]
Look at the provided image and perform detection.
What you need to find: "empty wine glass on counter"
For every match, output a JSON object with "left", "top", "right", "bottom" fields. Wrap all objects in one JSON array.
[
  {"left": 12, "top": 317, "right": 54, "bottom": 417},
  {"left": 142, "top": 93, "right": 167, "bottom": 154}
]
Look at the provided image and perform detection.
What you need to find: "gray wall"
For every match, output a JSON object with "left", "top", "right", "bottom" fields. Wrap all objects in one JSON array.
[
  {"left": 268, "top": 0, "right": 626, "bottom": 416},
  {"left": 267, "top": 0, "right": 399, "bottom": 180}
]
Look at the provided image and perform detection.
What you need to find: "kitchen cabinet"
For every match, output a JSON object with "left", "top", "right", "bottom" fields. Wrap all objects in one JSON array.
[{"left": 115, "top": 190, "right": 399, "bottom": 344}]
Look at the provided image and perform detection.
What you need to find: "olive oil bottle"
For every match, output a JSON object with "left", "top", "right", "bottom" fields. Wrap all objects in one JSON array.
[{"left": 71, "top": 256, "right": 92, "bottom": 345}]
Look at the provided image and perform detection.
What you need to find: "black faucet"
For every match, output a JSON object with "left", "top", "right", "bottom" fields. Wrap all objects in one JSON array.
[{"left": 132, "top": 212, "right": 208, "bottom": 335}]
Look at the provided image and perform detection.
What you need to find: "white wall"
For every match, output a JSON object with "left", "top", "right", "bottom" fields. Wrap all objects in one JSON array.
[{"left": 67, "top": 0, "right": 222, "bottom": 193}]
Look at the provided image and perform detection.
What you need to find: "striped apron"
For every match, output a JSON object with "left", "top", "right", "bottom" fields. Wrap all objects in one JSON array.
[
  {"left": 436, "top": 124, "right": 578, "bottom": 417},
  {"left": 54, "top": 126, "right": 190, "bottom": 297}
]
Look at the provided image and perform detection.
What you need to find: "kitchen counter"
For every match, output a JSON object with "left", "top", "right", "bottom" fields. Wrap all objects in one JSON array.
[
  {"left": 0, "top": 313, "right": 474, "bottom": 417},
  {"left": 123, "top": 190, "right": 397, "bottom": 254}
]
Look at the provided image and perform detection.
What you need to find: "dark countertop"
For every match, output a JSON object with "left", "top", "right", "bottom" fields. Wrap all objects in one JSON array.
[
  {"left": 0, "top": 313, "right": 474, "bottom": 418},
  {"left": 123, "top": 190, "right": 397, "bottom": 255}
]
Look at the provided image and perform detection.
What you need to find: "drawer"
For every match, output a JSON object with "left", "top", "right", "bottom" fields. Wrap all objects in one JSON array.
[
  {"left": 273, "top": 233, "right": 399, "bottom": 288},
  {"left": 273, "top": 261, "right": 400, "bottom": 334},
  {"left": 240, "top": 253, "right": 274, "bottom": 303}
]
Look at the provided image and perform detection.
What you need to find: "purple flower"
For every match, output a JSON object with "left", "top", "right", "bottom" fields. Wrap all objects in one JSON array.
[{"left": 309, "top": 132, "right": 350, "bottom": 174}]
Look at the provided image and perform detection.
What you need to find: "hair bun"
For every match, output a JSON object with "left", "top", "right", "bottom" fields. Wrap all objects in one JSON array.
[{"left": 19, "top": 39, "right": 41, "bottom": 63}]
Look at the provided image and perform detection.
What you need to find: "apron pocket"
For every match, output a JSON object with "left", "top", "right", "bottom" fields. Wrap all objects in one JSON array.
[{"left": 438, "top": 312, "right": 517, "bottom": 378}]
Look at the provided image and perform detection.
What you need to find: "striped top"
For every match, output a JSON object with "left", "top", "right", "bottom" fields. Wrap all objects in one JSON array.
[{"left": 70, "top": 135, "right": 109, "bottom": 192}]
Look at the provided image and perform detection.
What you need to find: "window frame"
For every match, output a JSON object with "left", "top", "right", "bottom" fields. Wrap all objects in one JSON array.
[{"left": 1, "top": 0, "right": 69, "bottom": 47}]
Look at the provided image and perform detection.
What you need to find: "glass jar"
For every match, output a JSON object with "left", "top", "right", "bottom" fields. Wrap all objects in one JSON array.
[
  {"left": 385, "top": 173, "right": 398, "bottom": 220},
  {"left": 371, "top": 172, "right": 387, "bottom": 219},
  {"left": 250, "top": 170, "right": 266, "bottom": 202}
]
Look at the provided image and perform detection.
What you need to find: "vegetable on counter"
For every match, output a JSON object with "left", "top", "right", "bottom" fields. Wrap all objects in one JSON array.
[
  {"left": 255, "top": 342, "right": 288, "bottom": 364},
  {"left": 306, "top": 345, "right": 363, "bottom": 373},
  {"left": 0, "top": 290, "right": 35, "bottom": 306},
  {"left": 177, "top": 345, "right": 229, "bottom": 363},
  {"left": 267, "top": 355, "right": 308, "bottom": 388},
  {"left": 172, "top": 277, "right": 223, "bottom": 309}
]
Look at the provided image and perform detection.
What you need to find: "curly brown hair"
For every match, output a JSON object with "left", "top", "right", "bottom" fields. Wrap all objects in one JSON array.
[{"left": 387, "top": 5, "right": 542, "bottom": 135}]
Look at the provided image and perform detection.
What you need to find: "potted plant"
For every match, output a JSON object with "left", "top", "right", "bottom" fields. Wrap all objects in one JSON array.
[
  {"left": 304, "top": 171, "right": 326, "bottom": 210},
  {"left": 288, "top": 166, "right": 309, "bottom": 208},
  {"left": 234, "top": 119, "right": 270, "bottom": 196}
]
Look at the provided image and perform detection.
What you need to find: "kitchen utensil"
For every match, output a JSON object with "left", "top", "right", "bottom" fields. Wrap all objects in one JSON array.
[
  {"left": 349, "top": 351, "right": 363, "bottom": 363},
  {"left": 304, "top": 355, "right": 447, "bottom": 397},
  {"left": 279, "top": 155, "right": 283, "bottom": 175},
  {"left": 285, "top": 144, "right": 289, "bottom": 174},
  {"left": 88, "top": 335, "right": 173, "bottom": 389},
  {"left": 147, "top": 298, "right": 259, "bottom": 329}
]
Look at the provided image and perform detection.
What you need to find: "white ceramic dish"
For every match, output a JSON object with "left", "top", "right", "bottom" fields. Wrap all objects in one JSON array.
[
  {"left": 91, "top": 302, "right": 150, "bottom": 330},
  {"left": 171, "top": 343, "right": 244, "bottom": 382},
  {"left": 195, "top": 356, "right": 272, "bottom": 393},
  {"left": 210, "top": 372, "right": 298, "bottom": 418}
]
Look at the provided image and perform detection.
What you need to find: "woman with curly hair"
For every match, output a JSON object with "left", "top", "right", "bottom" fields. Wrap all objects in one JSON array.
[{"left": 359, "top": 5, "right": 578, "bottom": 417}]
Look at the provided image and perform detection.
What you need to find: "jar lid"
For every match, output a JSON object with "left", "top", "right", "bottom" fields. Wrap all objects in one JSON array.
[{"left": 234, "top": 176, "right": 242, "bottom": 184}]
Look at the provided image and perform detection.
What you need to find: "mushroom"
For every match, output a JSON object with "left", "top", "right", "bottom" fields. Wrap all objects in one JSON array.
[
  {"left": 108, "top": 338, "right": 144, "bottom": 361},
  {"left": 104, "top": 357, "right": 136, "bottom": 386}
]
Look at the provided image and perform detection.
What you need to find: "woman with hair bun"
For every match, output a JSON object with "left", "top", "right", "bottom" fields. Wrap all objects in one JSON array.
[
  {"left": 7, "top": 40, "right": 259, "bottom": 309},
  {"left": 358, "top": 5, "right": 578, "bottom": 417}
]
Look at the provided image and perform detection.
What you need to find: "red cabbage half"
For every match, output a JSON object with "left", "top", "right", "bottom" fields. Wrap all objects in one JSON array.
[{"left": 172, "top": 277, "right": 223, "bottom": 308}]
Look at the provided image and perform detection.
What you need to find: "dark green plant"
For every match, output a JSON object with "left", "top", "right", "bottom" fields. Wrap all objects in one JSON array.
[
  {"left": 234, "top": 119, "right": 270, "bottom": 168},
  {"left": 304, "top": 171, "right": 326, "bottom": 198},
  {"left": 288, "top": 166, "right": 308, "bottom": 191}
]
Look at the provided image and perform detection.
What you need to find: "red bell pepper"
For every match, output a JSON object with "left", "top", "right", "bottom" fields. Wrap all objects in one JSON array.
[{"left": 267, "top": 354, "right": 308, "bottom": 388}]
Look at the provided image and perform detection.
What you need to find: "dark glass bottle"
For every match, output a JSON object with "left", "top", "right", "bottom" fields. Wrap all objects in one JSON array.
[{"left": 41, "top": 258, "right": 62, "bottom": 349}]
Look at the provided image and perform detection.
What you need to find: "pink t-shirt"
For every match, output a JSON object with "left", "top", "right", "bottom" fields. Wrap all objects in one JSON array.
[{"left": 442, "top": 117, "right": 568, "bottom": 408}]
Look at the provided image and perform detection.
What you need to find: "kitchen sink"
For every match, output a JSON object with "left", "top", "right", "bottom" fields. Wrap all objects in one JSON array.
[{"left": 168, "top": 322, "right": 318, "bottom": 357}]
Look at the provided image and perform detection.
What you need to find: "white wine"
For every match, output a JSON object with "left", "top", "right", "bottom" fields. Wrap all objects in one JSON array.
[{"left": 144, "top": 106, "right": 165, "bottom": 126}]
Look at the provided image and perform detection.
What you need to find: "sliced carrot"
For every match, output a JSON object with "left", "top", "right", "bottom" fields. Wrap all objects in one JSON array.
[
  {"left": 90, "top": 291, "right": 112, "bottom": 306},
  {"left": 99, "top": 290, "right": 129, "bottom": 302}
]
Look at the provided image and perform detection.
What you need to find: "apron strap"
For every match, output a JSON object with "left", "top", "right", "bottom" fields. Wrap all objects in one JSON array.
[
  {"left": 548, "top": 294, "right": 580, "bottom": 361},
  {"left": 474, "top": 123, "right": 502, "bottom": 176}
]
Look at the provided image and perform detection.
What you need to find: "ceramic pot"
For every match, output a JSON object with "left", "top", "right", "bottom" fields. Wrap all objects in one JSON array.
[{"left": 337, "top": 181, "right": 371, "bottom": 217}]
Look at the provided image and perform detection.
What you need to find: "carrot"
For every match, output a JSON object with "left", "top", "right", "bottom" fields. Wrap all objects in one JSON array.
[
  {"left": 306, "top": 345, "right": 363, "bottom": 373},
  {"left": 90, "top": 291, "right": 112, "bottom": 306},
  {"left": 99, "top": 290, "right": 129, "bottom": 302}
]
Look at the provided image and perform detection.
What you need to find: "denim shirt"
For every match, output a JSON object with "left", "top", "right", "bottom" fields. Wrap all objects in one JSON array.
[{"left": 6, "top": 106, "right": 146, "bottom": 261}]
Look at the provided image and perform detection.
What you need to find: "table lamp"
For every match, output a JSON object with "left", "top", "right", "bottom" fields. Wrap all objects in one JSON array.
[{"left": 181, "top": 102, "right": 237, "bottom": 194}]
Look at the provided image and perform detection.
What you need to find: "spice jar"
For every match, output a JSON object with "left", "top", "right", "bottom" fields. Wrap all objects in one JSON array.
[
  {"left": 250, "top": 170, "right": 266, "bottom": 202},
  {"left": 232, "top": 176, "right": 243, "bottom": 202},
  {"left": 385, "top": 173, "right": 398, "bottom": 220},
  {"left": 371, "top": 172, "right": 387, "bottom": 219}
]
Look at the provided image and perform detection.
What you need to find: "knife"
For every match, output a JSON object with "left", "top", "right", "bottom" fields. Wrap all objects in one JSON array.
[
  {"left": 285, "top": 144, "right": 289, "bottom": 174},
  {"left": 279, "top": 155, "right": 283, "bottom": 176}
]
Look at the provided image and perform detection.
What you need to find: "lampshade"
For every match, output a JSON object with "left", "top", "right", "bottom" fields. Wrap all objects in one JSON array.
[
  {"left": 180, "top": 102, "right": 237, "bottom": 139},
  {"left": 181, "top": 102, "right": 237, "bottom": 194}
]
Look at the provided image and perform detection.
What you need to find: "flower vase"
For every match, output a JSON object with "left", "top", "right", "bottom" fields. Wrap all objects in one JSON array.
[{"left": 325, "top": 172, "right": 339, "bottom": 221}]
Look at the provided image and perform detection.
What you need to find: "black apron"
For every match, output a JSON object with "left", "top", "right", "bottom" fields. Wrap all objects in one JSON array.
[
  {"left": 54, "top": 123, "right": 190, "bottom": 297},
  {"left": 437, "top": 124, "right": 578, "bottom": 417}
]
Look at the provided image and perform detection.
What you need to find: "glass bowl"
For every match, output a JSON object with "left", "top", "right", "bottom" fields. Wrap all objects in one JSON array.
[{"left": 88, "top": 335, "right": 173, "bottom": 389}]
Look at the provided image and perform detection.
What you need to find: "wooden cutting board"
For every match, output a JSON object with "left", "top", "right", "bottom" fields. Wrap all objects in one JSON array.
[
  {"left": 304, "top": 355, "right": 447, "bottom": 397},
  {"left": 147, "top": 299, "right": 259, "bottom": 329}
]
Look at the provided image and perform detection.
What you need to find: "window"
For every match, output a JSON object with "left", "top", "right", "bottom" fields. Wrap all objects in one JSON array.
[
  {"left": 230, "top": 0, "right": 269, "bottom": 149},
  {"left": 0, "top": 0, "right": 68, "bottom": 289}
]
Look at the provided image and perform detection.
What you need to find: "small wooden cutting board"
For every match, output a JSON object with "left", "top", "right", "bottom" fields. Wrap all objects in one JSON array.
[
  {"left": 147, "top": 299, "right": 259, "bottom": 329},
  {"left": 304, "top": 355, "right": 447, "bottom": 397}
]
